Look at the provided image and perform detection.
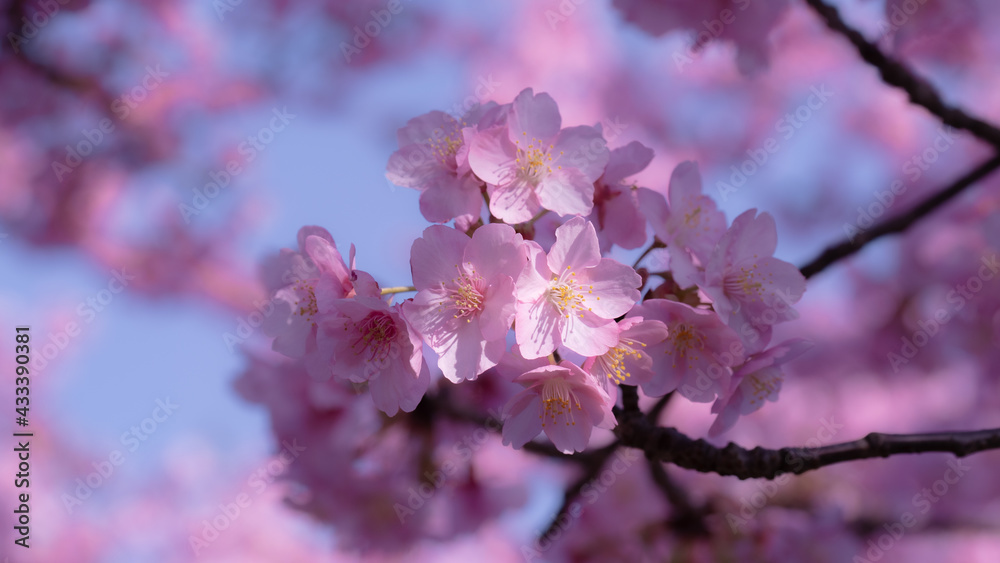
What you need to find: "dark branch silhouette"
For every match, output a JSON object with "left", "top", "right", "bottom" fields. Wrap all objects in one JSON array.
[
  {"left": 538, "top": 441, "right": 621, "bottom": 542},
  {"left": 799, "top": 153, "right": 1000, "bottom": 278},
  {"left": 614, "top": 409, "right": 1000, "bottom": 480},
  {"left": 805, "top": 0, "right": 1000, "bottom": 149},
  {"left": 795, "top": 0, "right": 1000, "bottom": 278}
]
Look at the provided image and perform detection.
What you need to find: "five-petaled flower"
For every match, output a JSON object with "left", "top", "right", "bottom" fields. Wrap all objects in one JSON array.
[
  {"left": 468, "top": 88, "right": 609, "bottom": 223},
  {"left": 583, "top": 316, "right": 669, "bottom": 391},
  {"left": 709, "top": 339, "right": 813, "bottom": 436},
  {"left": 386, "top": 105, "right": 499, "bottom": 227},
  {"left": 319, "top": 296, "right": 429, "bottom": 416},
  {"left": 628, "top": 298, "right": 744, "bottom": 402},
  {"left": 502, "top": 361, "right": 616, "bottom": 453},
  {"left": 515, "top": 216, "right": 642, "bottom": 359},
  {"left": 261, "top": 226, "right": 367, "bottom": 379},
  {"left": 700, "top": 208, "right": 806, "bottom": 354},
  {"left": 403, "top": 223, "right": 527, "bottom": 383}
]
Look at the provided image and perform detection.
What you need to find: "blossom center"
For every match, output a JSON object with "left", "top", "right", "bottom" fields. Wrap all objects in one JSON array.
[
  {"left": 684, "top": 206, "right": 702, "bottom": 227},
  {"left": 724, "top": 262, "right": 768, "bottom": 301},
  {"left": 513, "top": 134, "right": 559, "bottom": 184},
  {"left": 430, "top": 133, "right": 463, "bottom": 168},
  {"left": 747, "top": 372, "right": 781, "bottom": 406},
  {"left": 665, "top": 322, "right": 704, "bottom": 367},
  {"left": 540, "top": 377, "right": 581, "bottom": 427},
  {"left": 599, "top": 338, "right": 646, "bottom": 384},
  {"left": 351, "top": 311, "right": 398, "bottom": 363},
  {"left": 547, "top": 268, "right": 594, "bottom": 319},
  {"left": 293, "top": 281, "right": 319, "bottom": 322},
  {"left": 444, "top": 266, "right": 486, "bottom": 321}
]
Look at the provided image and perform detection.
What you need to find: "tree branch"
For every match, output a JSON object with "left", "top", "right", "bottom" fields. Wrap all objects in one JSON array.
[
  {"left": 538, "top": 441, "right": 620, "bottom": 542},
  {"left": 615, "top": 417, "right": 1000, "bottom": 480},
  {"left": 804, "top": 0, "right": 1000, "bottom": 149},
  {"left": 800, "top": 153, "right": 1000, "bottom": 278},
  {"left": 646, "top": 460, "right": 709, "bottom": 536}
]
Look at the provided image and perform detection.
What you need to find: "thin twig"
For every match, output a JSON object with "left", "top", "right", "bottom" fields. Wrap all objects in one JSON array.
[
  {"left": 538, "top": 441, "right": 620, "bottom": 542},
  {"left": 805, "top": 0, "right": 1000, "bottom": 148},
  {"left": 800, "top": 154, "right": 1000, "bottom": 278}
]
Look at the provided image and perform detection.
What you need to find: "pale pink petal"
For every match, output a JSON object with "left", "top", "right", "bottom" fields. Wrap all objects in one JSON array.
[
  {"left": 479, "top": 275, "right": 516, "bottom": 341},
  {"left": 535, "top": 167, "right": 595, "bottom": 217},
  {"left": 465, "top": 222, "right": 525, "bottom": 281},
  {"left": 598, "top": 187, "right": 646, "bottom": 250},
  {"left": 410, "top": 225, "right": 469, "bottom": 290},
  {"left": 417, "top": 174, "right": 483, "bottom": 224},
  {"left": 488, "top": 181, "right": 542, "bottom": 224},
  {"left": 578, "top": 258, "right": 642, "bottom": 318},
  {"left": 544, "top": 411, "right": 593, "bottom": 453},
  {"left": 602, "top": 141, "right": 654, "bottom": 186},
  {"left": 468, "top": 126, "right": 517, "bottom": 186},
  {"left": 515, "top": 295, "right": 563, "bottom": 359},
  {"left": 560, "top": 311, "right": 619, "bottom": 357},
  {"left": 508, "top": 88, "right": 561, "bottom": 141},
  {"left": 546, "top": 216, "right": 602, "bottom": 273},
  {"left": 304, "top": 235, "right": 350, "bottom": 286},
  {"left": 501, "top": 392, "right": 544, "bottom": 448},
  {"left": 551, "top": 125, "right": 609, "bottom": 181}
]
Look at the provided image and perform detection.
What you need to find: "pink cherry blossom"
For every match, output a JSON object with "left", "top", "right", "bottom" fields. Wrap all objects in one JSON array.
[
  {"left": 402, "top": 223, "right": 526, "bottom": 382},
  {"left": 588, "top": 140, "right": 655, "bottom": 251},
  {"left": 502, "top": 360, "right": 616, "bottom": 453},
  {"left": 515, "top": 216, "right": 642, "bottom": 359},
  {"left": 467, "top": 88, "right": 609, "bottom": 223},
  {"left": 583, "top": 316, "right": 669, "bottom": 390},
  {"left": 318, "top": 296, "right": 430, "bottom": 415},
  {"left": 639, "top": 161, "right": 727, "bottom": 288},
  {"left": 700, "top": 208, "right": 806, "bottom": 353},
  {"left": 709, "top": 339, "right": 813, "bottom": 436},
  {"left": 261, "top": 226, "right": 366, "bottom": 379},
  {"left": 386, "top": 105, "right": 497, "bottom": 225},
  {"left": 628, "top": 298, "right": 744, "bottom": 402}
]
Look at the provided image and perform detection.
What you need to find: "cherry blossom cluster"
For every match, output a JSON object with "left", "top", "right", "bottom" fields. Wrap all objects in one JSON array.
[{"left": 260, "top": 87, "right": 809, "bottom": 454}]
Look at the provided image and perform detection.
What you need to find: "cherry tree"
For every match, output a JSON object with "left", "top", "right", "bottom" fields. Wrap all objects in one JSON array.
[{"left": 5, "top": 0, "right": 1000, "bottom": 561}]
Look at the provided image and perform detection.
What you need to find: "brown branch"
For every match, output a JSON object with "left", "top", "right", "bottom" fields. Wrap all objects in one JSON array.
[
  {"left": 646, "top": 460, "right": 709, "bottom": 536},
  {"left": 615, "top": 416, "right": 1000, "bottom": 480},
  {"left": 800, "top": 153, "right": 1000, "bottom": 278},
  {"left": 804, "top": 0, "right": 1000, "bottom": 148}
]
